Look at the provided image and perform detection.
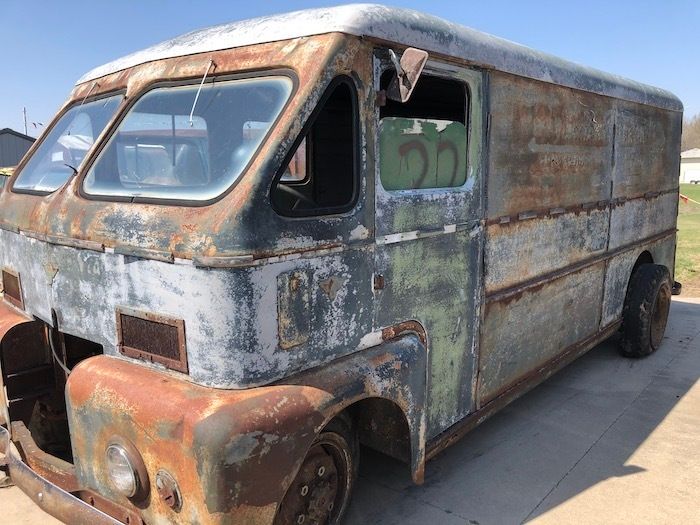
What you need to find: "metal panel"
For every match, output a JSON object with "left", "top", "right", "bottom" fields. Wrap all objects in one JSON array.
[
  {"left": 375, "top": 230, "right": 481, "bottom": 437},
  {"left": 485, "top": 209, "right": 608, "bottom": 293},
  {"left": 612, "top": 100, "right": 682, "bottom": 198},
  {"left": 74, "top": 6, "right": 683, "bottom": 116},
  {"left": 487, "top": 72, "right": 614, "bottom": 219},
  {"left": 379, "top": 118, "right": 467, "bottom": 190},
  {"left": 0, "top": 133, "right": 34, "bottom": 167},
  {"left": 479, "top": 263, "right": 605, "bottom": 404},
  {"left": 609, "top": 192, "right": 678, "bottom": 250},
  {"left": 374, "top": 57, "right": 485, "bottom": 438},
  {"left": 0, "top": 229, "right": 375, "bottom": 390}
]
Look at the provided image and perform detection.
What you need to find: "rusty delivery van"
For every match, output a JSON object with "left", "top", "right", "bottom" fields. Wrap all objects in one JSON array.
[{"left": 0, "top": 5, "right": 682, "bottom": 525}]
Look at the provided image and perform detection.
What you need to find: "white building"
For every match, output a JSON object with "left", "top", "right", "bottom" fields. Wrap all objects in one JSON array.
[{"left": 680, "top": 148, "right": 700, "bottom": 184}]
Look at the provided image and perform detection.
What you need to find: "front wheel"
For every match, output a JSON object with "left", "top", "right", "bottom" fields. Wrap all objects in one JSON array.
[
  {"left": 620, "top": 263, "right": 672, "bottom": 358},
  {"left": 274, "top": 415, "right": 359, "bottom": 525}
]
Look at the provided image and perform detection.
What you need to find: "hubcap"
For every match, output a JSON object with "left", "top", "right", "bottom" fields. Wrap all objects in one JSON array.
[{"left": 275, "top": 436, "right": 350, "bottom": 525}]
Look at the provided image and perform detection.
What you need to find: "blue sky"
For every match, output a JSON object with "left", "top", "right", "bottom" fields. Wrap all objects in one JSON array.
[{"left": 1, "top": 1, "right": 697, "bottom": 136}]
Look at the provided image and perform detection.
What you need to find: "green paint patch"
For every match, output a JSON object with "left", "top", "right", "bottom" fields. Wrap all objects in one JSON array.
[
  {"left": 382, "top": 231, "right": 476, "bottom": 432},
  {"left": 379, "top": 117, "right": 467, "bottom": 190}
]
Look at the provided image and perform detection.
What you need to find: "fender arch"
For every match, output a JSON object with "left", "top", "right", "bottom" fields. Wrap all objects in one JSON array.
[{"left": 285, "top": 329, "right": 428, "bottom": 484}]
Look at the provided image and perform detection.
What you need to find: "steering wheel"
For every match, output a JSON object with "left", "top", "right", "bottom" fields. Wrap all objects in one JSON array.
[{"left": 276, "top": 183, "right": 316, "bottom": 210}]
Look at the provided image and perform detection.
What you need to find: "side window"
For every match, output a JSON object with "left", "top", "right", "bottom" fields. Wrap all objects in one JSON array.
[
  {"left": 272, "top": 78, "right": 357, "bottom": 216},
  {"left": 379, "top": 73, "right": 468, "bottom": 191}
]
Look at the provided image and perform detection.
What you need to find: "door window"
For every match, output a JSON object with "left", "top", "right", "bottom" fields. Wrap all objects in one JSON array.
[{"left": 379, "top": 74, "right": 468, "bottom": 191}]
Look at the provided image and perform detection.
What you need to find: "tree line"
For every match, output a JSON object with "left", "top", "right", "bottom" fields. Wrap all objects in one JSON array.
[{"left": 682, "top": 114, "right": 700, "bottom": 152}]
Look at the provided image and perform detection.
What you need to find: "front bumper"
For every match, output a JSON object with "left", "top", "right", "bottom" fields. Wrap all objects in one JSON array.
[{"left": 0, "top": 423, "right": 127, "bottom": 525}]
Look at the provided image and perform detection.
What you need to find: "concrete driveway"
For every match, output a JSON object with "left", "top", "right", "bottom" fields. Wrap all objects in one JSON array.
[
  {"left": 347, "top": 297, "right": 700, "bottom": 525},
  {"left": 2, "top": 298, "right": 699, "bottom": 524}
]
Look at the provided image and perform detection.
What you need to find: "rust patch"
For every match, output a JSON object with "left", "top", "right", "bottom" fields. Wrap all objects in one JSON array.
[
  {"left": 381, "top": 320, "right": 427, "bottom": 346},
  {"left": 319, "top": 275, "right": 345, "bottom": 300}
]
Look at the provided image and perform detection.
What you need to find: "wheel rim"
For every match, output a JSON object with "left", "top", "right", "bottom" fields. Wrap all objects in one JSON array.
[
  {"left": 275, "top": 435, "right": 351, "bottom": 525},
  {"left": 650, "top": 282, "right": 671, "bottom": 349}
]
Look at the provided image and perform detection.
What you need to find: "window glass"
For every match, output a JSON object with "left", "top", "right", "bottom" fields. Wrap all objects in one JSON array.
[
  {"left": 272, "top": 80, "right": 356, "bottom": 215},
  {"left": 83, "top": 76, "right": 293, "bottom": 201},
  {"left": 380, "top": 118, "right": 467, "bottom": 190},
  {"left": 280, "top": 137, "right": 307, "bottom": 183},
  {"left": 379, "top": 74, "right": 468, "bottom": 191},
  {"left": 12, "top": 95, "right": 122, "bottom": 193}
]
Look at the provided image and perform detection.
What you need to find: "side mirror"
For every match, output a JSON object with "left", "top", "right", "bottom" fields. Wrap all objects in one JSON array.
[{"left": 386, "top": 48, "right": 429, "bottom": 103}]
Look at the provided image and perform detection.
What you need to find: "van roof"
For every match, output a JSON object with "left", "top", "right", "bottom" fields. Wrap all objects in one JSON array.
[{"left": 77, "top": 4, "right": 682, "bottom": 112}]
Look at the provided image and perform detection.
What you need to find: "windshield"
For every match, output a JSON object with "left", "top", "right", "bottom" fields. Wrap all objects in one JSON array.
[
  {"left": 83, "top": 76, "right": 293, "bottom": 201},
  {"left": 12, "top": 95, "right": 123, "bottom": 193}
]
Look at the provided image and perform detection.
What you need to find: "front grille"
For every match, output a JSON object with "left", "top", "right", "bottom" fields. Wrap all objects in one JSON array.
[
  {"left": 2, "top": 269, "right": 23, "bottom": 309},
  {"left": 116, "top": 308, "right": 187, "bottom": 373}
]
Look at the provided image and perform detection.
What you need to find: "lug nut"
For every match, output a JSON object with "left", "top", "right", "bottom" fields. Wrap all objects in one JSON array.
[
  {"left": 300, "top": 485, "right": 309, "bottom": 496},
  {"left": 297, "top": 514, "right": 305, "bottom": 524},
  {"left": 317, "top": 466, "right": 325, "bottom": 477}
]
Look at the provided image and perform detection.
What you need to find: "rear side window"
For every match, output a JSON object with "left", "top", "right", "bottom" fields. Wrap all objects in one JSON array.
[
  {"left": 379, "top": 74, "right": 468, "bottom": 191},
  {"left": 272, "top": 78, "right": 358, "bottom": 216},
  {"left": 83, "top": 75, "right": 293, "bottom": 202}
]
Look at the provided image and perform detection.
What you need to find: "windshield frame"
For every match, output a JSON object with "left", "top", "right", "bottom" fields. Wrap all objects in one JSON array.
[
  {"left": 9, "top": 91, "right": 126, "bottom": 197},
  {"left": 78, "top": 68, "right": 299, "bottom": 207}
]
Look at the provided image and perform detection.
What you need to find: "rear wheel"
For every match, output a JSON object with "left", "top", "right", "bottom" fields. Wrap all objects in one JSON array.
[
  {"left": 620, "top": 263, "right": 672, "bottom": 358},
  {"left": 274, "top": 415, "right": 358, "bottom": 525}
]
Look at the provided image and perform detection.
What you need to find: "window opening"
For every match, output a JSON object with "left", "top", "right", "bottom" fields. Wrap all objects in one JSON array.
[
  {"left": 379, "top": 72, "right": 468, "bottom": 191},
  {"left": 272, "top": 79, "right": 357, "bottom": 216}
]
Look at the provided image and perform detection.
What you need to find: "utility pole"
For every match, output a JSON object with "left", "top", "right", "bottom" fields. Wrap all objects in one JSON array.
[{"left": 23, "top": 107, "right": 28, "bottom": 135}]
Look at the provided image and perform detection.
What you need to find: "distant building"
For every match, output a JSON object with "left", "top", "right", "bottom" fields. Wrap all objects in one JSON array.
[
  {"left": 680, "top": 148, "right": 700, "bottom": 184},
  {"left": 0, "top": 128, "right": 35, "bottom": 167}
]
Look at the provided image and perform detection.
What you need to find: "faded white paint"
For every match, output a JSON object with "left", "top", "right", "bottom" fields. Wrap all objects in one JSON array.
[{"left": 76, "top": 5, "right": 681, "bottom": 112}]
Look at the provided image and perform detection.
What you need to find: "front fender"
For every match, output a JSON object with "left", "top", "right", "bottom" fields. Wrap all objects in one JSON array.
[
  {"left": 67, "top": 356, "right": 332, "bottom": 524},
  {"left": 284, "top": 333, "right": 428, "bottom": 484},
  {"left": 66, "top": 334, "right": 427, "bottom": 524}
]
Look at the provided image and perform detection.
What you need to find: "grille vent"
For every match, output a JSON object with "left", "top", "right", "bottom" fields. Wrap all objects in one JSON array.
[
  {"left": 2, "top": 269, "right": 22, "bottom": 309},
  {"left": 117, "top": 308, "right": 187, "bottom": 373}
]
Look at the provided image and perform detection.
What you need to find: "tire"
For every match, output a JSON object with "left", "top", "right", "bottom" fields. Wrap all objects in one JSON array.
[
  {"left": 620, "top": 263, "right": 672, "bottom": 358},
  {"left": 274, "top": 414, "right": 359, "bottom": 525}
]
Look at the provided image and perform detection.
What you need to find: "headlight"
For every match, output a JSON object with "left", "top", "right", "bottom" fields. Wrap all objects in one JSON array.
[
  {"left": 105, "top": 444, "right": 137, "bottom": 496},
  {"left": 105, "top": 439, "right": 149, "bottom": 500}
]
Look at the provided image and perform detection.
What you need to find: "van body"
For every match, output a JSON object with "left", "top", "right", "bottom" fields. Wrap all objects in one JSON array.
[{"left": 0, "top": 5, "right": 681, "bottom": 524}]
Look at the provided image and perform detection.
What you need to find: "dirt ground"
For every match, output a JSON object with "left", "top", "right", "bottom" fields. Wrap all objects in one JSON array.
[{"left": 681, "top": 273, "right": 700, "bottom": 297}]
